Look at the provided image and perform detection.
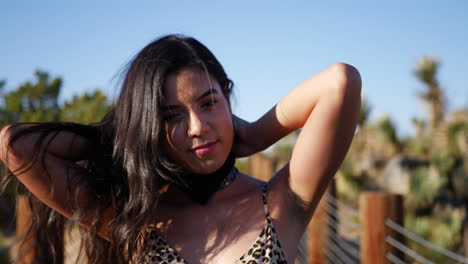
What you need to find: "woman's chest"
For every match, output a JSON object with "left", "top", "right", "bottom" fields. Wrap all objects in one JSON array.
[
  {"left": 149, "top": 202, "right": 269, "bottom": 263},
  {"left": 145, "top": 217, "right": 290, "bottom": 264}
]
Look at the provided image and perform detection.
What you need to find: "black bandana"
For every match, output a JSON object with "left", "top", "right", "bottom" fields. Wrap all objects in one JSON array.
[{"left": 161, "top": 152, "right": 237, "bottom": 205}]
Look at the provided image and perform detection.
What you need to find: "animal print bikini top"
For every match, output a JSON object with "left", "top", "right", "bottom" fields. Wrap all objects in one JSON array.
[{"left": 144, "top": 183, "right": 288, "bottom": 264}]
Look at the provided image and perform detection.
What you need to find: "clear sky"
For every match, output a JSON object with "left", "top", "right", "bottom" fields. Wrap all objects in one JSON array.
[{"left": 2, "top": 1, "right": 467, "bottom": 138}]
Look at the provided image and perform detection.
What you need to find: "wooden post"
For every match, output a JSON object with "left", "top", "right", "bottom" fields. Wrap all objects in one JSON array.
[
  {"left": 247, "top": 153, "right": 274, "bottom": 181},
  {"left": 307, "top": 180, "right": 335, "bottom": 264},
  {"left": 16, "top": 195, "right": 40, "bottom": 264},
  {"left": 359, "top": 192, "right": 404, "bottom": 264}
]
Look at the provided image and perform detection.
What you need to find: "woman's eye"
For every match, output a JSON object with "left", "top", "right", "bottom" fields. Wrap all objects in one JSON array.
[{"left": 202, "top": 99, "right": 217, "bottom": 108}]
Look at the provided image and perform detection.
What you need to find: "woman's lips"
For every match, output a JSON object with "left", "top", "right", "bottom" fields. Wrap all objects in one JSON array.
[{"left": 193, "top": 142, "right": 217, "bottom": 156}]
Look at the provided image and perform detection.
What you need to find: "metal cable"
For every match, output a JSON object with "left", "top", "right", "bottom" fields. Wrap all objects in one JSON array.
[
  {"left": 327, "top": 224, "right": 358, "bottom": 263},
  {"left": 386, "top": 219, "right": 468, "bottom": 263},
  {"left": 296, "top": 233, "right": 308, "bottom": 264},
  {"left": 327, "top": 238, "right": 357, "bottom": 264},
  {"left": 323, "top": 208, "right": 361, "bottom": 235},
  {"left": 327, "top": 231, "right": 360, "bottom": 260},
  {"left": 324, "top": 214, "right": 361, "bottom": 247},
  {"left": 385, "top": 236, "right": 434, "bottom": 264},
  {"left": 324, "top": 245, "right": 346, "bottom": 264},
  {"left": 323, "top": 247, "right": 345, "bottom": 264},
  {"left": 325, "top": 193, "right": 359, "bottom": 217},
  {"left": 323, "top": 203, "right": 361, "bottom": 231},
  {"left": 386, "top": 252, "right": 407, "bottom": 264},
  {"left": 326, "top": 196, "right": 359, "bottom": 219}
]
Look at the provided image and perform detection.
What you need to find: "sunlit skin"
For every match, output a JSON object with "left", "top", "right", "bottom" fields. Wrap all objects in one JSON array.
[{"left": 162, "top": 67, "right": 234, "bottom": 175}]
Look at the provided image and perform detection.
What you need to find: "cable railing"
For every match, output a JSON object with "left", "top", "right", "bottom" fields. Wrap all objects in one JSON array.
[
  {"left": 323, "top": 246, "right": 345, "bottom": 264},
  {"left": 315, "top": 191, "right": 361, "bottom": 264},
  {"left": 385, "top": 236, "right": 435, "bottom": 264},
  {"left": 323, "top": 202, "right": 361, "bottom": 232},
  {"left": 295, "top": 231, "right": 308, "bottom": 264},
  {"left": 325, "top": 193, "right": 360, "bottom": 217},
  {"left": 385, "top": 218, "right": 468, "bottom": 264},
  {"left": 328, "top": 230, "right": 360, "bottom": 261},
  {"left": 320, "top": 191, "right": 468, "bottom": 264},
  {"left": 386, "top": 252, "right": 408, "bottom": 264}
]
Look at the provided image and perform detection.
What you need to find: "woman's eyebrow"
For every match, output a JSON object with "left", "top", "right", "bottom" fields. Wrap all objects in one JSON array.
[{"left": 196, "top": 88, "right": 218, "bottom": 101}]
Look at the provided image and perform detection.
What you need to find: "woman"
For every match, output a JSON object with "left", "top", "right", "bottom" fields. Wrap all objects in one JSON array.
[{"left": 0, "top": 34, "right": 361, "bottom": 263}]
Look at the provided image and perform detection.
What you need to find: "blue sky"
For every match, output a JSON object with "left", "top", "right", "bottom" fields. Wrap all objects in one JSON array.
[{"left": 2, "top": 1, "right": 467, "bottom": 138}]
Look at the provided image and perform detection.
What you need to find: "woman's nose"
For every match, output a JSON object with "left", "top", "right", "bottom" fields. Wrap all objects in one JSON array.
[{"left": 188, "top": 112, "right": 208, "bottom": 137}]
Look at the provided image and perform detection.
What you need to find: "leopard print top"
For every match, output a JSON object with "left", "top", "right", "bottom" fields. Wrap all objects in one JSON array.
[{"left": 144, "top": 183, "right": 287, "bottom": 263}]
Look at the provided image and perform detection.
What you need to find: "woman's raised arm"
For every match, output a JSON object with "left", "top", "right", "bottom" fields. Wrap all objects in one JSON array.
[
  {"left": 241, "top": 62, "right": 361, "bottom": 219},
  {"left": 0, "top": 123, "right": 114, "bottom": 239}
]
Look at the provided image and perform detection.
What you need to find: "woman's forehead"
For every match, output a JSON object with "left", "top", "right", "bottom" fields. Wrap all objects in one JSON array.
[{"left": 164, "top": 68, "right": 221, "bottom": 102}]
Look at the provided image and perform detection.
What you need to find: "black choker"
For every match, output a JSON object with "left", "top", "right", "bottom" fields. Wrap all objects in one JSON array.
[
  {"left": 162, "top": 153, "right": 238, "bottom": 205},
  {"left": 219, "top": 167, "right": 239, "bottom": 190}
]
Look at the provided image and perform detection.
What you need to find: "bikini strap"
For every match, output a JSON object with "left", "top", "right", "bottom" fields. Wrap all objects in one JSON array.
[{"left": 261, "top": 183, "right": 272, "bottom": 221}]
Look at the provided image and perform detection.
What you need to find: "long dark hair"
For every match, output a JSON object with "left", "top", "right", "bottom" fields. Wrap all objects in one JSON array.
[{"left": 1, "top": 34, "right": 234, "bottom": 263}]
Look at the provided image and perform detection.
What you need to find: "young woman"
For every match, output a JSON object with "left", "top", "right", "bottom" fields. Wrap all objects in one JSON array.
[{"left": 0, "top": 35, "right": 361, "bottom": 264}]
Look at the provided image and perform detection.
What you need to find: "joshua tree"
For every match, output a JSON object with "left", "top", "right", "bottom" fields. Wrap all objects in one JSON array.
[
  {"left": 414, "top": 56, "right": 445, "bottom": 135},
  {"left": 411, "top": 117, "right": 426, "bottom": 138}
]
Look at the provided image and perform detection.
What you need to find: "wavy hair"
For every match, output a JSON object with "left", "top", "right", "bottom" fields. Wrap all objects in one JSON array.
[{"left": 0, "top": 34, "right": 234, "bottom": 263}]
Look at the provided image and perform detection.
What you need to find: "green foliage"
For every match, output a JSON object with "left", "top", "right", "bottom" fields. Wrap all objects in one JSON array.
[
  {"left": 411, "top": 116, "right": 426, "bottom": 135},
  {"left": 375, "top": 115, "right": 399, "bottom": 147},
  {"left": 60, "top": 90, "right": 112, "bottom": 124},
  {"left": 358, "top": 96, "right": 372, "bottom": 128},
  {"left": 269, "top": 130, "right": 298, "bottom": 163},
  {"left": 447, "top": 121, "right": 468, "bottom": 156},
  {"left": 414, "top": 56, "right": 440, "bottom": 88},
  {"left": 431, "top": 151, "right": 456, "bottom": 178},
  {"left": 2, "top": 70, "right": 61, "bottom": 123},
  {"left": 235, "top": 158, "right": 248, "bottom": 174},
  {"left": 414, "top": 56, "right": 445, "bottom": 135},
  {"left": 336, "top": 159, "right": 361, "bottom": 205},
  {"left": 406, "top": 166, "right": 446, "bottom": 211},
  {"left": 0, "top": 70, "right": 112, "bottom": 126},
  {"left": 405, "top": 211, "right": 463, "bottom": 262},
  {"left": 0, "top": 70, "right": 112, "bottom": 256},
  {"left": 404, "top": 134, "right": 432, "bottom": 157}
]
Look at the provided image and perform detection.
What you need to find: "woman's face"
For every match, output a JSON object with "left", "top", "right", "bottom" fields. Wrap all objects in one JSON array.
[{"left": 162, "top": 67, "right": 234, "bottom": 174}]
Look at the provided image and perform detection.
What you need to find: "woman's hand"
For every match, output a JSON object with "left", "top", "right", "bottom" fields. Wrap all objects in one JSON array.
[
  {"left": 231, "top": 115, "right": 258, "bottom": 158},
  {"left": 231, "top": 112, "right": 292, "bottom": 158}
]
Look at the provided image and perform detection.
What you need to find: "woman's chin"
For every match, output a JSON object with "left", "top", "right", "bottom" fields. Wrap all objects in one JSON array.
[
  {"left": 190, "top": 160, "right": 225, "bottom": 175},
  {"left": 193, "top": 166, "right": 221, "bottom": 175}
]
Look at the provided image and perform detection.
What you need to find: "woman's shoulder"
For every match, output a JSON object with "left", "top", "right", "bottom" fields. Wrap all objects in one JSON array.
[
  {"left": 232, "top": 169, "right": 288, "bottom": 205},
  {"left": 216, "top": 172, "right": 265, "bottom": 202},
  {"left": 236, "top": 172, "right": 266, "bottom": 188}
]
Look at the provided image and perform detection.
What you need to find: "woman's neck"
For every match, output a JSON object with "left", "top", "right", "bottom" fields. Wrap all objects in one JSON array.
[
  {"left": 159, "top": 171, "right": 239, "bottom": 208},
  {"left": 159, "top": 153, "right": 237, "bottom": 205}
]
